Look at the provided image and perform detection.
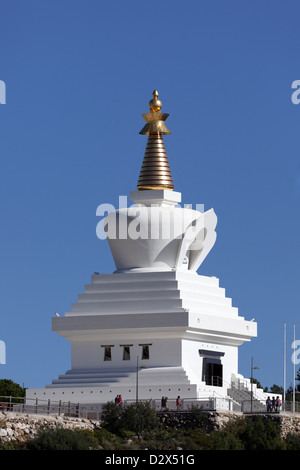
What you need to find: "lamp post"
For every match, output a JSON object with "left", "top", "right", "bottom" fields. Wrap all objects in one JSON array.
[
  {"left": 136, "top": 357, "right": 147, "bottom": 403},
  {"left": 136, "top": 356, "right": 139, "bottom": 403},
  {"left": 250, "top": 357, "right": 259, "bottom": 413},
  {"left": 283, "top": 322, "right": 286, "bottom": 412},
  {"left": 293, "top": 324, "right": 296, "bottom": 414}
]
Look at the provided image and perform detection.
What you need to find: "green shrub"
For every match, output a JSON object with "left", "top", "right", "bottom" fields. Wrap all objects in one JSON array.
[
  {"left": 210, "top": 430, "right": 244, "bottom": 450},
  {"left": 178, "top": 428, "right": 213, "bottom": 450},
  {"left": 0, "top": 440, "right": 26, "bottom": 450},
  {"left": 285, "top": 432, "right": 300, "bottom": 450},
  {"left": 101, "top": 401, "right": 124, "bottom": 435},
  {"left": 121, "top": 401, "right": 159, "bottom": 437},
  {"left": 238, "top": 416, "right": 286, "bottom": 451},
  {"left": 189, "top": 405, "right": 211, "bottom": 430},
  {"left": 26, "top": 427, "right": 99, "bottom": 450},
  {"left": 101, "top": 401, "right": 160, "bottom": 438},
  {"left": 93, "top": 428, "right": 127, "bottom": 450},
  {"left": 0, "top": 379, "right": 25, "bottom": 398}
]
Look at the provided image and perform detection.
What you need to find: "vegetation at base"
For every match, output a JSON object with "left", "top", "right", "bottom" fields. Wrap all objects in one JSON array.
[
  {"left": 210, "top": 415, "right": 286, "bottom": 450},
  {"left": 101, "top": 400, "right": 159, "bottom": 438},
  {"left": 285, "top": 432, "right": 300, "bottom": 450},
  {"left": 1, "top": 411, "right": 299, "bottom": 451},
  {"left": 26, "top": 427, "right": 99, "bottom": 450},
  {"left": 0, "top": 404, "right": 299, "bottom": 450},
  {"left": 1, "top": 377, "right": 300, "bottom": 450}
]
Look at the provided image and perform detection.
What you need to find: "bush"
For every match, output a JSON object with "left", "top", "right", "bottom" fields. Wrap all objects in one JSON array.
[
  {"left": 285, "top": 432, "right": 300, "bottom": 450},
  {"left": 189, "top": 405, "right": 211, "bottom": 431},
  {"left": 0, "top": 440, "right": 26, "bottom": 450},
  {"left": 26, "top": 427, "right": 99, "bottom": 450},
  {"left": 101, "top": 401, "right": 124, "bottom": 435},
  {"left": 210, "top": 430, "right": 244, "bottom": 450},
  {"left": 0, "top": 379, "right": 25, "bottom": 398},
  {"left": 179, "top": 428, "right": 214, "bottom": 450},
  {"left": 93, "top": 428, "right": 128, "bottom": 450},
  {"left": 101, "top": 401, "right": 160, "bottom": 438},
  {"left": 0, "top": 379, "right": 25, "bottom": 408},
  {"left": 237, "top": 416, "right": 285, "bottom": 451},
  {"left": 121, "top": 401, "right": 159, "bottom": 437},
  {"left": 207, "top": 415, "right": 286, "bottom": 451}
]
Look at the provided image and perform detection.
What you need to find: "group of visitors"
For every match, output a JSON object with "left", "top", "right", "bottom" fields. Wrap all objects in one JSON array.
[
  {"left": 115, "top": 394, "right": 123, "bottom": 406},
  {"left": 161, "top": 396, "right": 168, "bottom": 410},
  {"left": 266, "top": 396, "right": 281, "bottom": 412},
  {"left": 114, "top": 394, "right": 182, "bottom": 410},
  {"left": 161, "top": 396, "right": 181, "bottom": 411}
]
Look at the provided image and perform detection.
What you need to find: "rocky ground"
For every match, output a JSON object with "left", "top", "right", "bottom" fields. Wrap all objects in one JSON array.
[{"left": 0, "top": 411, "right": 100, "bottom": 444}]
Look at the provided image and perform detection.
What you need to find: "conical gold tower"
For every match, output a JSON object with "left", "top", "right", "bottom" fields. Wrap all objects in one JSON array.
[{"left": 137, "top": 90, "right": 174, "bottom": 191}]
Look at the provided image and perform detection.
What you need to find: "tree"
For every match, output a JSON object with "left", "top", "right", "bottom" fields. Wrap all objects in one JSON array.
[
  {"left": 239, "top": 416, "right": 285, "bottom": 451},
  {"left": 210, "top": 429, "right": 244, "bottom": 450},
  {"left": 0, "top": 379, "right": 25, "bottom": 398},
  {"left": 101, "top": 401, "right": 124, "bottom": 435},
  {"left": 286, "top": 383, "right": 300, "bottom": 402},
  {"left": 100, "top": 401, "right": 160, "bottom": 438},
  {"left": 121, "top": 401, "right": 159, "bottom": 438},
  {"left": 251, "top": 378, "right": 268, "bottom": 393},
  {"left": 270, "top": 384, "right": 284, "bottom": 394}
]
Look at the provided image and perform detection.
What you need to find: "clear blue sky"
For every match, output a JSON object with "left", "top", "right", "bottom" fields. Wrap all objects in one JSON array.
[{"left": 0, "top": 0, "right": 299, "bottom": 394}]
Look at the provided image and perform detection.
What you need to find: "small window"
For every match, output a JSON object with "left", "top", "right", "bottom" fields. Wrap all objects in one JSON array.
[
  {"left": 139, "top": 343, "right": 152, "bottom": 360},
  {"left": 101, "top": 345, "right": 114, "bottom": 361},
  {"left": 123, "top": 346, "right": 131, "bottom": 360},
  {"left": 104, "top": 347, "right": 111, "bottom": 361},
  {"left": 142, "top": 345, "right": 149, "bottom": 360}
]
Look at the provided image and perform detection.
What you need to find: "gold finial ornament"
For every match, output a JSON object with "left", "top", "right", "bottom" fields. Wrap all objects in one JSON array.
[
  {"left": 149, "top": 90, "right": 162, "bottom": 112},
  {"left": 137, "top": 90, "right": 174, "bottom": 191},
  {"left": 139, "top": 89, "right": 171, "bottom": 136}
]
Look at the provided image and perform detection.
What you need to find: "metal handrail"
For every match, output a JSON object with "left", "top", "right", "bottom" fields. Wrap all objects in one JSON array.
[
  {"left": 1, "top": 394, "right": 297, "bottom": 418},
  {"left": 0, "top": 394, "right": 233, "bottom": 416}
]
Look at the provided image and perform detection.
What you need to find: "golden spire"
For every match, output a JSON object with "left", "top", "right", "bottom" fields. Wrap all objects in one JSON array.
[{"left": 137, "top": 90, "right": 174, "bottom": 191}]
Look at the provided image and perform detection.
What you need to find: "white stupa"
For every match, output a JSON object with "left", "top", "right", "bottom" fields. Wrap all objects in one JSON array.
[{"left": 26, "top": 91, "right": 258, "bottom": 411}]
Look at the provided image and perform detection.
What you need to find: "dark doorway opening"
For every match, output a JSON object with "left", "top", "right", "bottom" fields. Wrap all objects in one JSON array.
[
  {"left": 204, "top": 360, "right": 223, "bottom": 386},
  {"left": 199, "top": 350, "right": 224, "bottom": 387}
]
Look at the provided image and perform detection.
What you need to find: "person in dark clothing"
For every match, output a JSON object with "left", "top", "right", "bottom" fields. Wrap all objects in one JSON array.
[{"left": 271, "top": 396, "right": 276, "bottom": 411}]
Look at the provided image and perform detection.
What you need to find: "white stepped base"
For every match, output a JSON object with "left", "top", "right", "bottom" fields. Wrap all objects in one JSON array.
[
  {"left": 26, "top": 366, "right": 198, "bottom": 406},
  {"left": 46, "top": 366, "right": 191, "bottom": 388},
  {"left": 65, "top": 271, "right": 238, "bottom": 318},
  {"left": 27, "top": 270, "right": 257, "bottom": 411}
]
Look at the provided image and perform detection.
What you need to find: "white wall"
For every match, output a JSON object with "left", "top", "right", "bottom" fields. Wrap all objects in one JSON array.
[{"left": 71, "top": 337, "right": 182, "bottom": 370}]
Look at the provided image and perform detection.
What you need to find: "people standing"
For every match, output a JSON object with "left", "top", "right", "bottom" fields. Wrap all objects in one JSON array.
[
  {"left": 271, "top": 396, "right": 276, "bottom": 412},
  {"left": 276, "top": 396, "right": 281, "bottom": 413},
  {"left": 176, "top": 396, "right": 181, "bottom": 411},
  {"left": 118, "top": 395, "right": 123, "bottom": 407},
  {"left": 266, "top": 396, "right": 272, "bottom": 412}
]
